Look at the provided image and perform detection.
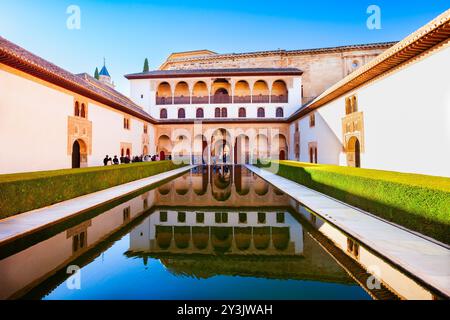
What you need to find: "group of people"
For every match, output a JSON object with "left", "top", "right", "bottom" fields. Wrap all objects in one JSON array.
[{"left": 103, "top": 154, "right": 163, "bottom": 166}]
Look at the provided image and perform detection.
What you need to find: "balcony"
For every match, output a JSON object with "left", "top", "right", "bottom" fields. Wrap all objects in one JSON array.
[
  {"left": 252, "top": 95, "right": 270, "bottom": 103},
  {"left": 156, "top": 94, "right": 289, "bottom": 105},
  {"left": 271, "top": 95, "right": 288, "bottom": 103},
  {"left": 234, "top": 95, "right": 251, "bottom": 103},
  {"left": 174, "top": 96, "right": 190, "bottom": 104},
  {"left": 156, "top": 97, "right": 172, "bottom": 105},
  {"left": 211, "top": 94, "right": 231, "bottom": 104},
  {"left": 192, "top": 96, "right": 209, "bottom": 104}
]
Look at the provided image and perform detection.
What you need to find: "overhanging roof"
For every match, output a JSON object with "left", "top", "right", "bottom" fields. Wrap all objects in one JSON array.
[
  {"left": 288, "top": 10, "right": 450, "bottom": 122},
  {"left": 125, "top": 67, "right": 303, "bottom": 80},
  {"left": 0, "top": 37, "right": 156, "bottom": 124}
]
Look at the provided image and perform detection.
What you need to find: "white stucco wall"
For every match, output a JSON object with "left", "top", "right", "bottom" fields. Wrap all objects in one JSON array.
[
  {"left": 0, "top": 67, "right": 154, "bottom": 174},
  {"left": 290, "top": 44, "right": 450, "bottom": 177},
  {"left": 88, "top": 102, "right": 149, "bottom": 167},
  {"left": 0, "top": 68, "right": 71, "bottom": 173}
]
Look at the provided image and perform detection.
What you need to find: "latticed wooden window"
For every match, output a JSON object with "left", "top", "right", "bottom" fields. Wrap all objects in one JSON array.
[
  {"left": 276, "top": 107, "right": 284, "bottom": 118},
  {"left": 178, "top": 108, "right": 185, "bottom": 119},
  {"left": 257, "top": 107, "right": 265, "bottom": 118},
  {"left": 196, "top": 108, "right": 204, "bottom": 118}
]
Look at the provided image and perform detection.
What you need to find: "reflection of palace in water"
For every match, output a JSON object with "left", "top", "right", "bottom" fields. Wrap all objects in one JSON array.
[
  {"left": 129, "top": 210, "right": 303, "bottom": 256},
  {"left": 157, "top": 166, "right": 289, "bottom": 206},
  {"left": 0, "top": 166, "right": 441, "bottom": 299}
]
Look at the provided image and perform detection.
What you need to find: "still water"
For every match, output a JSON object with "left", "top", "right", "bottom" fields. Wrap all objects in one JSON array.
[{"left": 0, "top": 166, "right": 412, "bottom": 300}]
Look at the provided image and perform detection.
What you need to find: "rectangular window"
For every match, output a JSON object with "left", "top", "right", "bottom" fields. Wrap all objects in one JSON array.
[
  {"left": 124, "top": 117, "right": 130, "bottom": 130},
  {"left": 177, "top": 212, "right": 186, "bottom": 223},
  {"left": 257, "top": 212, "right": 266, "bottom": 224},
  {"left": 221, "top": 212, "right": 228, "bottom": 223},
  {"left": 160, "top": 211, "right": 168, "bottom": 222},
  {"left": 123, "top": 206, "right": 131, "bottom": 222},
  {"left": 347, "top": 238, "right": 360, "bottom": 259},
  {"left": 196, "top": 212, "right": 204, "bottom": 223},
  {"left": 309, "top": 113, "right": 315, "bottom": 127},
  {"left": 215, "top": 212, "right": 228, "bottom": 223},
  {"left": 276, "top": 212, "right": 285, "bottom": 223},
  {"left": 143, "top": 199, "right": 148, "bottom": 210},
  {"left": 239, "top": 213, "right": 247, "bottom": 224}
]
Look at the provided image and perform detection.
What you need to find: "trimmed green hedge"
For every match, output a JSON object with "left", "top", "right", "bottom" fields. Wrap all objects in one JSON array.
[
  {"left": 0, "top": 161, "right": 186, "bottom": 219},
  {"left": 259, "top": 160, "right": 450, "bottom": 244}
]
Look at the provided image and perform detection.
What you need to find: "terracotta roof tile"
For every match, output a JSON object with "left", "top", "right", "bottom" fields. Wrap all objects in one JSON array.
[{"left": 0, "top": 36, "right": 155, "bottom": 123}]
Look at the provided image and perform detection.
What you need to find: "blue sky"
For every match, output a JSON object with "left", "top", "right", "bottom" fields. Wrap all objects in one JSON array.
[{"left": 1, "top": 0, "right": 448, "bottom": 94}]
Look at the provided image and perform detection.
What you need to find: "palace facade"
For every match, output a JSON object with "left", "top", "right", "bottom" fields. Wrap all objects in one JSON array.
[{"left": 0, "top": 10, "right": 449, "bottom": 176}]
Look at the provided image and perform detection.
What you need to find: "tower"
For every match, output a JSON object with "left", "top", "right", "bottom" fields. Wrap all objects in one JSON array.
[{"left": 98, "top": 58, "right": 115, "bottom": 88}]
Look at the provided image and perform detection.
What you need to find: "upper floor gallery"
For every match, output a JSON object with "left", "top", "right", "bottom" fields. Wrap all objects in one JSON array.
[{"left": 126, "top": 68, "right": 303, "bottom": 120}]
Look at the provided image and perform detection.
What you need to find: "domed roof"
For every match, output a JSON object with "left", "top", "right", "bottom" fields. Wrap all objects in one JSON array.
[{"left": 99, "top": 65, "right": 110, "bottom": 77}]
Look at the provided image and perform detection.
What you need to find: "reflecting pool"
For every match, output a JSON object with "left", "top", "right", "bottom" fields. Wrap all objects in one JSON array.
[{"left": 0, "top": 166, "right": 436, "bottom": 300}]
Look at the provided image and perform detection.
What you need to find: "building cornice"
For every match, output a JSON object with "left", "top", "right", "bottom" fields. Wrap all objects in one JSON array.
[
  {"left": 155, "top": 118, "right": 289, "bottom": 125},
  {"left": 125, "top": 68, "right": 303, "bottom": 80},
  {"left": 159, "top": 42, "right": 397, "bottom": 69}
]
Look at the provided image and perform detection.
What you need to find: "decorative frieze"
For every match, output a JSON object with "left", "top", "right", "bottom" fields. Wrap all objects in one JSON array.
[{"left": 67, "top": 116, "right": 92, "bottom": 155}]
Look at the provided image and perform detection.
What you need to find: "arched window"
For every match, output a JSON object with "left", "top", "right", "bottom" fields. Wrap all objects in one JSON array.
[
  {"left": 156, "top": 82, "right": 172, "bottom": 105},
  {"left": 351, "top": 96, "right": 358, "bottom": 113},
  {"left": 238, "top": 107, "right": 246, "bottom": 118},
  {"left": 196, "top": 108, "right": 204, "bottom": 118},
  {"left": 276, "top": 107, "right": 283, "bottom": 118},
  {"left": 215, "top": 107, "right": 221, "bottom": 118},
  {"left": 221, "top": 107, "right": 227, "bottom": 118},
  {"left": 257, "top": 107, "right": 265, "bottom": 118},
  {"left": 160, "top": 108, "right": 167, "bottom": 119},
  {"left": 346, "top": 95, "right": 358, "bottom": 114},
  {"left": 74, "top": 101, "right": 80, "bottom": 116},
  {"left": 178, "top": 108, "right": 186, "bottom": 119},
  {"left": 80, "top": 103, "right": 86, "bottom": 118}
]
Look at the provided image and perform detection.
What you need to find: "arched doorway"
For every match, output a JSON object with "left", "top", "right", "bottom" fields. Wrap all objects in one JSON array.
[
  {"left": 72, "top": 140, "right": 81, "bottom": 168},
  {"left": 355, "top": 139, "right": 361, "bottom": 168},
  {"left": 211, "top": 79, "right": 231, "bottom": 103},
  {"left": 347, "top": 136, "right": 361, "bottom": 168},
  {"left": 157, "top": 135, "right": 172, "bottom": 160},
  {"left": 272, "top": 134, "right": 288, "bottom": 161},
  {"left": 211, "top": 129, "right": 231, "bottom": 164},
  {"left": 71, "top": 139, "right": 87, "bottom": 168}
]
